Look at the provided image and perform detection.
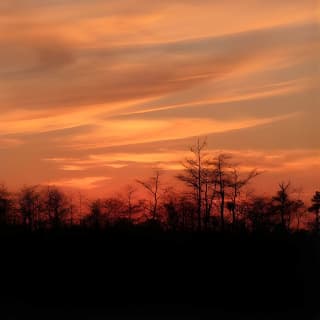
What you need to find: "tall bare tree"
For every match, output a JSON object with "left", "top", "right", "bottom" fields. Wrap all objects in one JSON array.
[
  {"left": 137, "top": 170, "right": 161, "bottom": 221},
  {"left": 122, "top": 184, "right": 140, "bottom": 222},
  {"left": 228, "top": 168, "right": 260, "bottom": 229},
  {"left": 202, "top": 165, "right": 218, "bottom": 230},
  {"left": 212, "top": 154, "right": 232, "bottom": 231},
  {"left": 272, "top": 182, "right": 294, "bottom": 231},
  {"left": 177, "top": 138, "right": 209, "bottom": 231}
]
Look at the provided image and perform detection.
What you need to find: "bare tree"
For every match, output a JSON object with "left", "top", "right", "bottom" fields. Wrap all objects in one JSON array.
[
  {"left": 272, "top": 182, "right": 294, "bottom": 231},
  {"left": 291, "top": 199, "right": 305, "bottom": 231},
  {"left": 228, "top": 168, "right": 260, "bottom": 229},
  {"left": 122, "top": 184, "right": 140, "bottom": 223},
  {"left": 66, "top": 193, "right": 77, "bottom": 226},
  {"left": 137, "top": 170, "right": 162, "bottom": 221},
  {"left": 162, "top": 187, "right": 181, "bottom": 231},
  {"left": 18, "top": 185, "right": 42, "bottom": 230},
  {"left": 44, "top": 186, "right": 68, "bottom": 228},
  {"left": 177, "top": 138, "right": 209, "bottom": 231},
  {"left": 212, "top": 154, "right": 232, "bottom": 231},
  {"left": 202, "top": 165, "right": 218, "bottom": 230}
]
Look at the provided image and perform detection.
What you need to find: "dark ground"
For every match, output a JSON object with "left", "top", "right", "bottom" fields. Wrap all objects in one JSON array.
[{"left": 0, "top": 228, "right": 319, "bottom": 319}]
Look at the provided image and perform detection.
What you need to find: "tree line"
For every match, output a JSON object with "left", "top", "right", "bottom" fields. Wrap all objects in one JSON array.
[{"left": 0, "top": 139, "right": 319, "bottom": 234}]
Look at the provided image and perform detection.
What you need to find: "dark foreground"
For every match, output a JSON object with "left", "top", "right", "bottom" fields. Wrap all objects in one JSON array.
[{"left": 0, "top": 228, "right": 319, "bottom": 319}]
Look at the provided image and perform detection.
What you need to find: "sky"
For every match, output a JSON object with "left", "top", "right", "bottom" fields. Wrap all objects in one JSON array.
[{"left": 0, "top": 0, "right": 319, "bottom": 198}]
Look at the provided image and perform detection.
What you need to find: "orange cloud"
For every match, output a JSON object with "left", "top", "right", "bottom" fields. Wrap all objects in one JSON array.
[
  {"left": 0, "top": 0, "right": 318, "bottom": 197},
  {"left": 65, "top": 114, "right": 297, "bottom": 150}
]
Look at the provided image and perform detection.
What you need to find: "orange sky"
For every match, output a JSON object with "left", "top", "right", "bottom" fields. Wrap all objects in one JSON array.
[{"left": 0, "top": 0, "right": 319, "bottom": 199}]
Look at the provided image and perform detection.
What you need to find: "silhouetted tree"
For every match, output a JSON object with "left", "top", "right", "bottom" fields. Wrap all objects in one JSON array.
[
  {"left": 228, "top": 168, "right": 260, "bottom": 229},
  {"left": 291, "top": 199, "right": 305, "bottom": 231},
  {"left": 176, "top": 195, "right": 196, "bottom": 231},
  {"left": 177, "top": 138, "right": 211, "bottom": 231},
  {"left": 212, "top": 154, "right": 232, "bottom": 231},
  {"left": 104, "top": 197, "right": 125, "bottom": 224},
  {"left": 44, "top": 186, "right": 68, "bottom": 228},
  {"left": 164, "top": 201, "right": 179, "bottom": 231},
  {"left": 18, "top": 185, "right": 42, "bottom": 230},
  {"left": 245, "top": 196, "right": 279, "bottom": 232},
  {"left": 202, "top": 164, "right": 218, "bottom": 230},
  {"left": 137, "top": 170, "right": 162, "bottom": 221},
  {"left": 0, "top": 184, "right": 11, "bottom": 225},
  {"left": 88, "top": 199, "right": 104, "bottom": 230},
  {"left": 66, "top": 193, "right": 77, "bottom": 226},
  {"left": 308, "top": 191, "right": 320, "bottom": 233},
  {"left": 122, "top": 185, "right": 141, "bottom": 223},
  {"left": 271, "top": 182, "right": 299, "bottom": 231}
]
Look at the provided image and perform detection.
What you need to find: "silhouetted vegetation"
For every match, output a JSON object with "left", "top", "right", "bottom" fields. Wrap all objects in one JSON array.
[
  {"left": 0, "top": 139, "right": 319, "bottom": 318},
  {"left": 0, "top": 140, "right": 315, "bottom": 234}
]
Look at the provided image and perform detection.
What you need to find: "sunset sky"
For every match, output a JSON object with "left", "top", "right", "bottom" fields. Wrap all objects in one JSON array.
[{"left": 0, "top": 0, "right": 319, "bottom": 198}]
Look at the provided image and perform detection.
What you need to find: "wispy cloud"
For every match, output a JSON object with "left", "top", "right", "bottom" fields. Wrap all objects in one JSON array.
[
  {"left": 0, "top": 0, "right": 318, "bottom": 194},
  {"left": 46, "top": 176, "right": 112, "bottom": 189}
]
